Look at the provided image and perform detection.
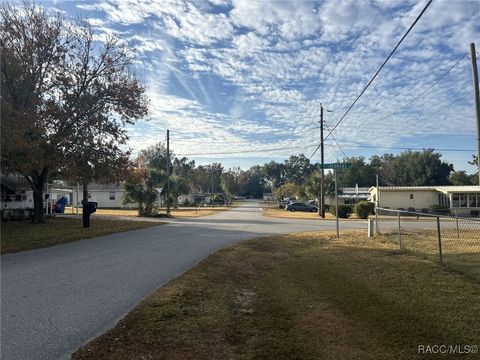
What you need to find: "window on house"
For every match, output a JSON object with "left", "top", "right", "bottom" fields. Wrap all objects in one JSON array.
[
  {"left": 468, "top": 193, "right": 478, "bottom": 208},
  {"left": 468, "top": 194, "right": 473, "bottom": 208},
  {"left": 440, "top": 194, "right": 450, "bottom": 206},
  {"left": 409, "top": 194, "right": 414, "bottom": 200},
  {"left": 453, "top": 193, "right": 468, "bottom": 208},
  {"left": 452, "top": 194, "right": 459, "bottom": 207},
  {"left": 109, "top": 192, "right": 115, "bottom": 200},
  {"left": 14, "top": 194, "right": 26, "bottom": 201}
]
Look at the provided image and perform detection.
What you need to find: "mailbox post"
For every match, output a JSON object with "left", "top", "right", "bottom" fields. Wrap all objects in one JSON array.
[{"left": 82, "top": 201, "right": 98, "bottom": 228}]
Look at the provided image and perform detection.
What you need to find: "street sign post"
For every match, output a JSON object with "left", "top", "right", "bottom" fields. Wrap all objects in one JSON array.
[
  {"left": 319, "top": 162, "right": 352, "bottom": 169},
  {"left": 317, "top": 162, "right": 351, "bottom": 238}
]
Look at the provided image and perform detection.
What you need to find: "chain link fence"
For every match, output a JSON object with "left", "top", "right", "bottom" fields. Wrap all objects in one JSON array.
[{"left": 375, "top": 207, "right": 480, "bottom": 280}]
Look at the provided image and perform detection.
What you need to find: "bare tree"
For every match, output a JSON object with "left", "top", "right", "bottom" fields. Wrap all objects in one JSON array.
[{"left": 55, "top": 23, "right": 148, "bottom": 203}]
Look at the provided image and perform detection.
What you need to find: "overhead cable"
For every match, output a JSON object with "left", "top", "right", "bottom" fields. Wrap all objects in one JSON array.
[{"left": 324, "top": 0, "right": 434, "bottom": 141}]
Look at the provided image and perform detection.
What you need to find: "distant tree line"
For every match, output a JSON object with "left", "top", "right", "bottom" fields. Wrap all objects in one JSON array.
[{"left": 125, "top": 143, "right": 478, "bottom": 215}]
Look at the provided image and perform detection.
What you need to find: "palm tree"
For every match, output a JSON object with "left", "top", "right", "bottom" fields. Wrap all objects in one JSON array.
[{"left": 170, "top": 176, "right": 191, "bottom": 208}]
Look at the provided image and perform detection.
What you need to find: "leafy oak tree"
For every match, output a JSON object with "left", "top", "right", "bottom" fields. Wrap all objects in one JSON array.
[
  {"left": 449, "top": 171, "right": 475, "bottom": 186},
  {"left": 273, "top": 182, "right": 300, "bottom": 200},
  {"left": 1, "top": 3, "right": 69, "bottom": 223},
  {"left": 1, "top": 3, "right": 147, "bottom": 223},
  {"left": 379, "top": 150, "right": 453, "bottom": 186}
]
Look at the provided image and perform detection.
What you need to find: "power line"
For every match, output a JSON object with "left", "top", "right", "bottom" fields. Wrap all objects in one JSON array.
[
  {"left": 357, "top": 93, "right": 472, "bottom": 135},
  {"left": 324, "top": 0, "right": 434, "bottom": 141},
  {"left": 367, "top": 53, "right": 468, "bottom": 124},
  {"left": 176, "top": 144, "right": 318, "bottom": 157},
  {"left": 308, "top": 144, "right": 321, "bottom": 160},
  {"left": 324, "top": 142, "right": 475, "bottom": 152},
  {"left": 325, "top": 124, "right": 348, "bottom": 158},
  {"left": 309, "top": 124, "right": 348, "bottom": 161},
  {"left": 172, "top": 126, "right": 320, "bottom": 145}
]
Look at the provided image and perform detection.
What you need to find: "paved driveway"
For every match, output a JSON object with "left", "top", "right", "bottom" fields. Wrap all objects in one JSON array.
[{"left": 1, "top": 200, "right": 366, "bottom": 360}]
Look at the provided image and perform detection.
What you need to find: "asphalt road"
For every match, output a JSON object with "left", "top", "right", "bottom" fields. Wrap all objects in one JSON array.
[{"left": 1, "top": 200, "right": 366, "bottom": 360}]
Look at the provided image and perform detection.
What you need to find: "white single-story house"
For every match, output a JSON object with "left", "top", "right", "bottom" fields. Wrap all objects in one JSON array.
[
  {"left": 177, "top": 193, "right": 224, "bottom": 206},
  {"left": 369, "top": 185, "right": 480, "bottom": 216},
  {"left": 325, "top": 187, "right": 370, "bottom": 205},
  {"left": 263, "top": 193, "right": 275, "bottom": 202}
]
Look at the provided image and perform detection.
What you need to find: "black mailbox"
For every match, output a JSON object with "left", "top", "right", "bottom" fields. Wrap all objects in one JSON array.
[{"left": 82, "top": 201, "right": 97, "bottom": 228}]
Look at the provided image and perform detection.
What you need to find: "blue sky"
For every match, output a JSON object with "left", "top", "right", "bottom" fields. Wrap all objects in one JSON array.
[{"left": 44, "top": 0, "right": 479, "bottom": 172}]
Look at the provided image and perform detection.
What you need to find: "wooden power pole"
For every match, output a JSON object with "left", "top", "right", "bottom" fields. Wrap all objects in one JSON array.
[
  {"left": 166, "top": 129, "right": 171, "bottom": 216},
  {"left": 319, "top": 105, "right": 325, "bottom": 218},
  {"left": 470, "top": 43, "right": 480, "bottom": 185}
]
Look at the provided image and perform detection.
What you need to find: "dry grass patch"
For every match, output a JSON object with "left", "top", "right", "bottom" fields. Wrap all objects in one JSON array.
[
  {"left": 64, "top": 207, "right": 231, "bottom": 218},
  {"left": 169, "top": 207, "right": 232, "bottom": 218},
  {"left": 263, "top": 207, "right": 360, "bottom": 220},
  {"left": 377, "top": 230, "right": 480, "bottom": 280},
  {"left": 1, "top": 218, "right": 161, "bottom": 254},
  {"left": 73, "top": 231, "right": 480, "bottom": 360}
]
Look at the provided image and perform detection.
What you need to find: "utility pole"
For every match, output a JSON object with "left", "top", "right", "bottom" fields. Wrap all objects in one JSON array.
[
  {"left": 375, "top": 174, "right": 379, "bottom": 236},
  {"left": 470, "top": 43, "right": 480, "bottom": 185},
  {"left": 166, "top": 129, "right": 171, "bottom": 216},
  {"left": 210, "top": 164, "right": 214, "bottom": 205},
  {"left": 319, "top": 105, "right": 325, "bottom": 218},
  {"left": 335, "top": 169, "right": 339, "bottom": 238}
]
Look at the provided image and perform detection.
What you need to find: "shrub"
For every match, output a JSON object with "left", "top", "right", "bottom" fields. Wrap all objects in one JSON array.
[
  {"left": 429, "top": 205, "right": 450, "bottom": 215},
  {"left": 213, "top": 195, "right": 224, "bottom": 203},
  {"left": 329, "top": 204, "right": 350, "bottom": 218},
  {"left": 355, "top": 201, "right": 375, "bottom": 219},
  {"left": 183, "top": 199, "right": 190, "bottom": 207}
]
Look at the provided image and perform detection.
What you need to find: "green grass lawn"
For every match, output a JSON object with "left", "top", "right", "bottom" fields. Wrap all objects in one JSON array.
[
  {"left": 1, "top": 218, "right": 162, "bottom": 254},
  {"left": 73, "top": 231, "right": 480, "bottom": 360}
]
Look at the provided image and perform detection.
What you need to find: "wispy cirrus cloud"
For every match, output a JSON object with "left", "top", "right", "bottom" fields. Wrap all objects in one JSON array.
[{"left": 43, "top": 0, "right": 480, "bottom": 171}]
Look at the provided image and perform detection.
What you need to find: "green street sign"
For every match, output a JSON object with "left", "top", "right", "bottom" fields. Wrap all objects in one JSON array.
[{"left": 319, "top": 162, "right": 352, "bottom": 169}]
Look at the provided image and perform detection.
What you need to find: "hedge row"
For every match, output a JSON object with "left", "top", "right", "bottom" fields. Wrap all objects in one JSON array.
[{"left": 328, "top": 201, "right": 375, "bottom": 219}]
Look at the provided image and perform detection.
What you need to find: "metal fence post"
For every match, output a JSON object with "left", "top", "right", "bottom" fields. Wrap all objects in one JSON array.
[
  {"left": 397, "top": 211, "right": 402, "bottom": 250},
  {"left": 436, "top": 216, "right": 443, "bottom": 264},
  {"left": 454, "top": 209, "right": 460, "bottom": 238}
]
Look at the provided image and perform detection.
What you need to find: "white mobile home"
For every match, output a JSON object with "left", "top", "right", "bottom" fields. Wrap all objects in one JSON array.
[
  {"left": 263, "top": 193, "right": 275, "bottom": 202},
  {"left": 369, "top": 186, "right": 480, "bottom": 216},
  {"left": 1, "top": 175, "right": 34, "bottom": 219},
  {"left": 325, "top": 187, "right": 371, "bottom": 205},
  {"left": 177, "top": 193, "right": 223, "bottom": 206}
]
